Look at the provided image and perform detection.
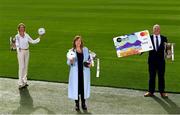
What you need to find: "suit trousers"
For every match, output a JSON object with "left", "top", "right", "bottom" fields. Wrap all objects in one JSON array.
[{"left": 148, "top": 60, "right": 165, "bottom": 93}]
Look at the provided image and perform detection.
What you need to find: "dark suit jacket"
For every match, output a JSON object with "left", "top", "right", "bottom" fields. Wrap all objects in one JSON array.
[{"left": 148, "top": 35, "right": 168, "bottom": 64}]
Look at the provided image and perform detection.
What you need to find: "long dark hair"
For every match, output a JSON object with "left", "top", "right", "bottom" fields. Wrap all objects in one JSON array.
[{"left": 73, "top": 35, "right": 84, "bottom": 50}]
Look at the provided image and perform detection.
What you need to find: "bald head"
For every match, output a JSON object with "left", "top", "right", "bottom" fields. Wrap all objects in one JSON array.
[{"left": 153, "top": 24, "right": 160, "bottom": 35}]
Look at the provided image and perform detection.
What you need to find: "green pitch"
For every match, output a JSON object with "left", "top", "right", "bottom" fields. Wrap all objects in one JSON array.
[{"left": 0, "top": 0, "right": 180, "bottom": 92}]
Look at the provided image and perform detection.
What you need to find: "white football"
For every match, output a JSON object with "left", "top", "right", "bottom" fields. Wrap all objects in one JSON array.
[
  {"left": 38, "top": 28, "right": 45, "bottom": 35},
  {"left": 67, "top": 50, "right": 76, "bottom": 60}
]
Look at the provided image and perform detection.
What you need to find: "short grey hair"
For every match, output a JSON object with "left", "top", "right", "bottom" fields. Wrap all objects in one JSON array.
[{"left": 153, "top": 24, "right": 160, "bottom": 30}]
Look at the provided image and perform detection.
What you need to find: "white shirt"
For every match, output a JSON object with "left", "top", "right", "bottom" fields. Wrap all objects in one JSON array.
[
  {"left": 153, "top": 34, "right": 161, "bottom": 51},
  {"left": 15, "top": 33, "right": 40, "bottom": 50}
]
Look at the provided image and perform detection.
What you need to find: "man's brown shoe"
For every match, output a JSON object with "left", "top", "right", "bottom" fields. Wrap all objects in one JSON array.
[
  {"left": 144, "top": 92, "right": 154, "bottom": 97},
  {"left": 160, "top": 93, "right": 168, "bottom": 98}
]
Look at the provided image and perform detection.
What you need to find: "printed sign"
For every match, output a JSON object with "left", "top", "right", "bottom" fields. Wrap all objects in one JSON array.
[{"left": 113, "top": 30, "right": 153, "bottom": 57}]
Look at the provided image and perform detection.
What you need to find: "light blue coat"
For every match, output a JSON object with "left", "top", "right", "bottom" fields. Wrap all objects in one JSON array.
[{"left": 67, "top": 47, "right": 91, "bottom": 100}]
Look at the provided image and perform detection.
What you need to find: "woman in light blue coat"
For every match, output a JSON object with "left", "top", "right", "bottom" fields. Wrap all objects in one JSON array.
[{"left": 67, "top": 35, "right": 91, "bottom": 111}]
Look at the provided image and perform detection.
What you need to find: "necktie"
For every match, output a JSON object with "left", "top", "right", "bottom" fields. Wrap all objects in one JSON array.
[{"left": 156, "top": 36, "right": 159, "bottom": 51}]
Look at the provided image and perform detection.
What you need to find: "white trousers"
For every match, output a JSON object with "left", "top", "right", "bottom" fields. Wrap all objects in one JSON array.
[{"left": 17, "top": 50, "right": 29, "bottom": 85}]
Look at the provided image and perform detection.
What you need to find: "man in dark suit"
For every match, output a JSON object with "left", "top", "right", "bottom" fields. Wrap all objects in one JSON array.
[{"left": 144, "top": 24, "right": 168, "bottom": 98}]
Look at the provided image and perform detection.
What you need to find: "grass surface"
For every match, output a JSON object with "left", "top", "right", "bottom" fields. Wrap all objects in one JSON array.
[{"left": 0, "top": 0, "right": 180, "bottom": 92}]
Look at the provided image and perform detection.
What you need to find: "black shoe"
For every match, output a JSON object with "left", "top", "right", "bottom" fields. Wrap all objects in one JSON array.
[
  {"left": 25, "top": 84, "right": 29, "bottom": 87},
  {"left": 82, "top": 102, "right": 87, "bottom": 111},
  {"left": 75, "top": 103, "right": 80, "bottom": 111}
]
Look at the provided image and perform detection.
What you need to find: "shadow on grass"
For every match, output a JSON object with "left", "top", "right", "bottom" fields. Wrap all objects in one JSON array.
[
  {"left": 12, "top": 87, "right": 55, "bottom": 114},
  {"left": 75, "top": 110, "right": 92, "bottom": 114},
  {"left": 152, "top": 96, "right": 180, "bottom": 114}
]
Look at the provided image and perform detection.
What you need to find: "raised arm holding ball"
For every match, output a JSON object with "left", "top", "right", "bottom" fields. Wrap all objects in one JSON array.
[{"left": 15, "top": 23, "right": 45, "bottom": 89}]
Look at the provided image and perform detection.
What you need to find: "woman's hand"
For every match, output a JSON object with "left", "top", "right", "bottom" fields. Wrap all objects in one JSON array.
[
  {"left": 88, "top": 63, "right": 92, "bottom": 68},
  {"left": 83, "top": 61, "right": 91, "bottom": 68},
  {"left": 39, "top": 35, "right": 42, "bottom": 39},
  {"left": 39, "top": 34, "right": 45, "bottom": 38},
  {"left": 70, "top": 58, "right": 74, "bottom": 64}
]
